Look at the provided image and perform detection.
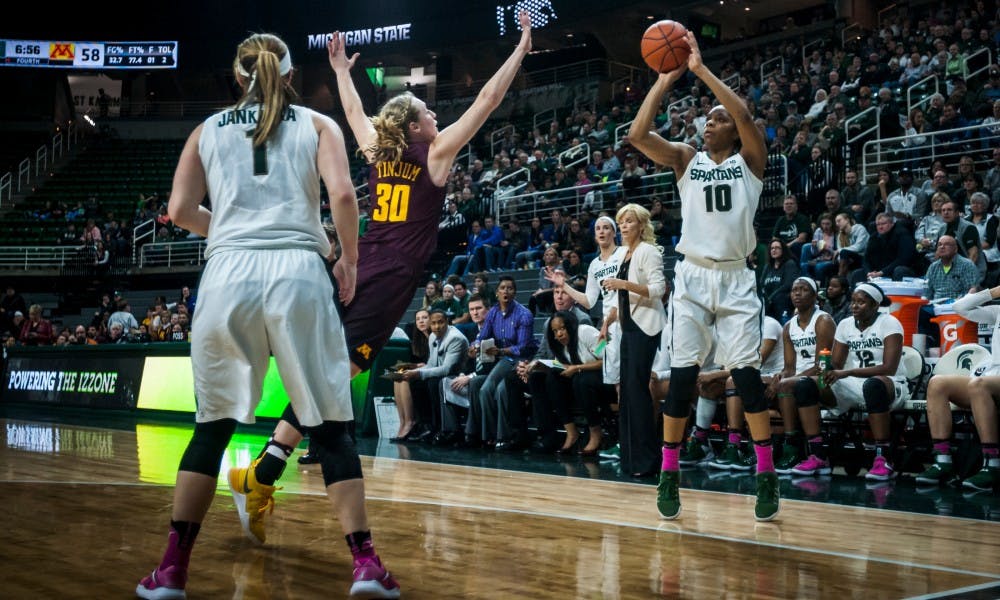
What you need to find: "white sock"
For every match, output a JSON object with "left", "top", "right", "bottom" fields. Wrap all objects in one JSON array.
[{"left": 696, "top": 397, "right": 717, "bottom": 432}]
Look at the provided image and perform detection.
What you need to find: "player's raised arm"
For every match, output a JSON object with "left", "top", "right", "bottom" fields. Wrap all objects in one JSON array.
[
  {"left": 684, "top": 31, "right": 766, "bottom": 178},
  {"left": 627, "top": 68, "right": 695, "bottom": 174},
  {"left": 428, "top": 11, "right": 532, "bottom": 184},
  {"left": 328, "top": 32, "right": 376, "bottom": 162}
]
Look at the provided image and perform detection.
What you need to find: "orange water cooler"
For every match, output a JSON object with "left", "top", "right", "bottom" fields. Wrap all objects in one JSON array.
[
  {"left": 887, "top": 295, "right": 928, "bottom": 346},
  {"left": 931, "top": 313, "right": 979, "bottom": 355}
]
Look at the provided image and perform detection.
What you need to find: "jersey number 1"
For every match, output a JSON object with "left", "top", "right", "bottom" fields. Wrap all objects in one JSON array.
[
  {"left": 246, "top": 131, "right": 268, "bottom": 176},
  {"left": 373, "top": 183, "right": 411, "bottom": 222},
  {"left": 703, "top": 184, "right": 732, "bottom": 212}
]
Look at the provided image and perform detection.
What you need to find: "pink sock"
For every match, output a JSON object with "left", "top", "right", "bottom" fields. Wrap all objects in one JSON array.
[
  {"left": 754, "top": 443, "right": 774, "bottom": 473},
  {"left": 662, "top": 445, "right": 680, "bottom": 471},
  {"left": 347, "top": 531, "right": 376, "bottom": 562},
  {"left": 933, "top": 441, "right": 950, "bottom": 455},
  {"left": 159, "top": 527, "right": 196, "bottom": 572}
]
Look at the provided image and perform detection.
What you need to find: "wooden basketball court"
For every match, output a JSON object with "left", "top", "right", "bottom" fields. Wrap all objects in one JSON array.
[{"left": 1, "top": 415, "right": 999, "bottom": 599}]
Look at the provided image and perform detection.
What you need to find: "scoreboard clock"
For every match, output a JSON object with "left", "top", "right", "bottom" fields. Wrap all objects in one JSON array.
[{"left": 0, "top": 40, "right": 178, "bottom": 69}]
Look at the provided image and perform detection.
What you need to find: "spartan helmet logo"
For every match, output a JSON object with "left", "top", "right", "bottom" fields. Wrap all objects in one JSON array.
[{"left": 957, "top": 349, "right": 975, "bottom": 370}]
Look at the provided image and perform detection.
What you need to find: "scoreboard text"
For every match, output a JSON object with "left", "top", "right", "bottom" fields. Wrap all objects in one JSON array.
[{"left": 0, "top": 40, "right": 178, "bottom": 69}]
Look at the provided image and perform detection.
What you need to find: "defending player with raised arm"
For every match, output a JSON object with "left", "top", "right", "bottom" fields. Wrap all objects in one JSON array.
[
  {"left": 227, "top": 12, "right": 534, "bottom": 549},
  {"left": 628, "top": 31, "right": 779, "bottom": 522}
]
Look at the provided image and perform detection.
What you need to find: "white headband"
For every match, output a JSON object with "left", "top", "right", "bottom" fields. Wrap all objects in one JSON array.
[
  {"left": 595, "top": 216, "right": 617, "bottom": 232},
  {"left": 793, "top": 277, "right": 818, "bottom": 293},
  {"left": 856, "top": 283, "right": 884, "bottom": 305},
  {"left": 237, "top": 50, "right": 293, "bottom": 78}
]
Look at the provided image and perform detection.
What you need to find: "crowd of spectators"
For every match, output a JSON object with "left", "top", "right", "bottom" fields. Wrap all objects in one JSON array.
[
  {"left": 0, "top": 286, "right": 197, "bottom": 350},
  {"left": 18, "top": 185, "right": 207, "bottom": 273}
]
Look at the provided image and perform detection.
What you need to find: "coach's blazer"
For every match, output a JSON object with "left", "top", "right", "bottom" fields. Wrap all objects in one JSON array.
[
  {"left": 621, "top": 241, "right": 667, "bottom": 337},
  {"left": 417, "top": 326, "right": 470, "bottom": 380}
]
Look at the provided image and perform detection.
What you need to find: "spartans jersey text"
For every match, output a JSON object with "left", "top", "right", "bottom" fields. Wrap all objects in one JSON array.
[
  {"left": 592, "top": 263, "right": 620, "bottom": 280},
  {"left": 846, "top": 336, "right": 885, "bottom": 351},
  {"left": 689, "top": 165, "right": 744, "bottom": 182},
  {"left": 792, "top": 335, "right": 816, "bottom": 350}
]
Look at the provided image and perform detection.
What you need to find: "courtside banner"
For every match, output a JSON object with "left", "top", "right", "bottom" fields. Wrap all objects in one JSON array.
[
  {"left": 3, "top": 353, "right": 144, "bottom": 409},
  {"left": 1, "top": 345, "right": 290, "bottom": 418}
]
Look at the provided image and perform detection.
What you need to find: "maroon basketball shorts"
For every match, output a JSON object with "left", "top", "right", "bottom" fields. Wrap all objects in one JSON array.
[{"left": 340, "top": 252, "right": 424, "bottom": 371}]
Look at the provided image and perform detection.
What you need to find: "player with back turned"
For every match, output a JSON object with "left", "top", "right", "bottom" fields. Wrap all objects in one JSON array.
[
  {"left": 628, "top": 29, "right": 779, "bottom": 521},
  {"left": 133, "top": 32, "right": 400, "bottom": 599},
  {"left": 226, "top": 12, "right": 535, "bottom": 550}
]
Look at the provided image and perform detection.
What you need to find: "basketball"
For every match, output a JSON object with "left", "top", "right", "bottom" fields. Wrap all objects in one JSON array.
[{"left": 641, "top": 20, "right": 691, "bottom": 73}]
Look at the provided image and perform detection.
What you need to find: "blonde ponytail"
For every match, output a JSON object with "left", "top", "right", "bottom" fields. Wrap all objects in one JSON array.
[{"left": 368, "top": 92, "right": 420, "bottom": 163}]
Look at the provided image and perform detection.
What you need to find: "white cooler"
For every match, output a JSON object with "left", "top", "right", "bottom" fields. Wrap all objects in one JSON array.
[{"left": 374, "top": 396, "right": 400, "bottom": 439}]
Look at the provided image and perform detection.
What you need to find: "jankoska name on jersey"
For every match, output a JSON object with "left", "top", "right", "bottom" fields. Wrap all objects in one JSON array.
[
  {"left": 689, "top": 164, "right": 744, "bottom": 182},
  {"left": 847, "top": 336, "right": 884, "bottom": 351},
  {"left": 217, "top": 107, "right": 298, "bottom": 127}
]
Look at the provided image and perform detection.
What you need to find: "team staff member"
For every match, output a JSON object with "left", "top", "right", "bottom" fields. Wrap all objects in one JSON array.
[
  {"left": 229, "top": 12, "right": 535, "bottom": 546},
  {"left": 467, "top": 275, "right": 538, "bottom": 447},
  {"left": 134, "top": 33, "right": 399, "bottom": 599},
  {"left": 628, "top": 29, "right": 778, "bottom": 522},
  {"left": 600, "top": 204, "right": 666, "bottom": 478},
  {"left": 399, "top": 309, "right": 470, "bottom": 439}
]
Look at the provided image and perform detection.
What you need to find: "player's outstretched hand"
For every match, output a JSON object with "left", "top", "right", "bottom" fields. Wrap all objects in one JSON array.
[
  {"left": 659, "top": 64, "right": 688, "bottom": 86},
  {"left": 333, "top": 259, "right": 357, "bottom": 306},
  {"left": 684, "top": 31, "right": 703, "bottom": 72},
  {"left": 543, "top": 266, "right": 565, "bottom": 288},
  {"left": 518, "top": 11, "right": 533, "bottom": 52},
  {"left": 327, "top": 32, "right": 360, "bottom": 73}
]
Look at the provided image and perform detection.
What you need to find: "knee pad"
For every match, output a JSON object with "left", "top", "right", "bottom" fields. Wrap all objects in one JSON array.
[
  {"left": 663, "top": 365, "right": 699, "bottom": 418},
  {"left": 309, "top": 421, "right": 364, "bottom": 486},
  {"left": 178, "top": 419, "right": 238, "bottom": 477},
  {"left": 731, "top": 367, "right": 767, "bottom": 414},
  {"left": 863, "top": 377, "right": 892, "bottom": 413},
  {"left": 280, "top": 404, "right": 307, "bottom": 435},
  {"left": 794, "top": 377, "right": 821, "bottom": 408}
]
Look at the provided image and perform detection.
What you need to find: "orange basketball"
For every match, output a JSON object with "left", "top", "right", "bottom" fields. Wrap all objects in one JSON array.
[{"left": 641, "top": 20, "right": 691, "bottom": 73}]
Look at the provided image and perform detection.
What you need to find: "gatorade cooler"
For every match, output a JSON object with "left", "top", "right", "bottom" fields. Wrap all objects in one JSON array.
[
  {"left": 931, "top": 313, "right": 979, "bottom": 355},
  {"left": 887, "top": 295, "right": 928, "bottom": 346}
]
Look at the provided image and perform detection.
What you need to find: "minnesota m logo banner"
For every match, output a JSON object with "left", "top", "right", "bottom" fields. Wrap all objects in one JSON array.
[{"left": 49, "top": 43, "right": 75, "bottom": 64}]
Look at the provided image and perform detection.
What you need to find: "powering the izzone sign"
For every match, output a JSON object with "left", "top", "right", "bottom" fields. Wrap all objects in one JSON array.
[{"left": 0, "top": 39, "right": 178, "bottom": 69}]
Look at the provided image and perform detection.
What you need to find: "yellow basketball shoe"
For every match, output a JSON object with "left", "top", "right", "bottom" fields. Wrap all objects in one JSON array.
[{"left": 228, "top": 459, "right": 278, "bottom": 545}]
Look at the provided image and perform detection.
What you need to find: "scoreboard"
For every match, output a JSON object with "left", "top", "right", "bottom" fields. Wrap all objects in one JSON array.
[{"left": 0, "top": 40, "right": 177, "bottom": 69}]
